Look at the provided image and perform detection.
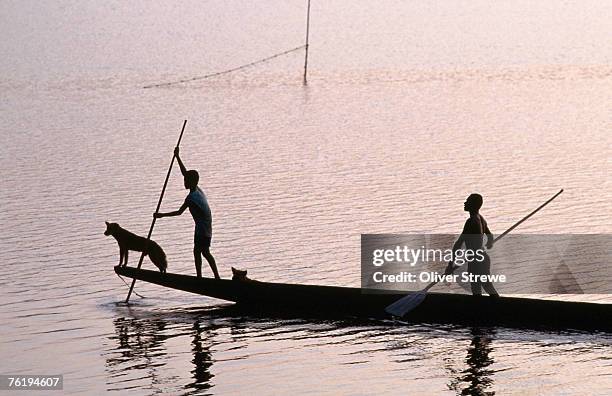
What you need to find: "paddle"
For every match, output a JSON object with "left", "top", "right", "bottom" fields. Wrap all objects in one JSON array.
[
  {"left": 125, "top": 120, "right": 188, "bottom": 303},
  {"left": 384, "top": 189, "right": 564, "bottom": 317}
]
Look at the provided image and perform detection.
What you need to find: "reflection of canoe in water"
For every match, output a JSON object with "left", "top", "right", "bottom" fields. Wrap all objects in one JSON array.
[{"left": 115, "top": 266, "right": 611, "bottom": 331}]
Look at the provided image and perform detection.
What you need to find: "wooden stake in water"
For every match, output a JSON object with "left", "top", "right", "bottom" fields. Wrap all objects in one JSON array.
[
  {"left": 125, "top": 120, "right": 188, "bottom": 303},
  {"left": 303, "top": 0, "right": 311, "bottom": 85}
]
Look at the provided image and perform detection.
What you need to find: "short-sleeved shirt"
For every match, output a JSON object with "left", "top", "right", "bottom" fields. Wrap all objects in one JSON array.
[{"left": 185, "top": 187, "right": 212, "bottom": 237}]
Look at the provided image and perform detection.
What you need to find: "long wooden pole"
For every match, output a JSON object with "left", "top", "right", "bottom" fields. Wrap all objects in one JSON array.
[
  {"left": 125, "top": 120, "right": 188, "bottom": 303},
  {"left": 303, "top": 0, "right": 311, "bottom": 85},
  {"left": 492, "top": 188, "right": 563, "bottom": 242}
]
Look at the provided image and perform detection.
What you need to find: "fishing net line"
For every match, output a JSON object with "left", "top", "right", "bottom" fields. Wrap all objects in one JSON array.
[{"left": 143, "top": 45, "right": 306, "bottom": 89}]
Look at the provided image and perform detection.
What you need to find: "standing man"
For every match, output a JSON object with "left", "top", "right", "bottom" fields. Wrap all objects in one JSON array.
[
  {"left": 448, "top": 193, "right": 499, "bottom": 296},
  {"left": 155, "top": 147, "right": 220, "bottom": 279}
]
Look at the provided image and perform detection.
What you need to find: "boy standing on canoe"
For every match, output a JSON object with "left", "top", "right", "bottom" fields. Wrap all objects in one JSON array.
[
  {"left": 448, "top": 193, "right": 499, "bottom": 296},
  {"left": 154, "top": 147, "right": 220, "bottom": 279}
]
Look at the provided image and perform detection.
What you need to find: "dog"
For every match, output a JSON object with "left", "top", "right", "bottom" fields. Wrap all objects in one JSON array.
[
  {"left": 231, "top": 267, "right": 253, "bottom": 281},
  {"left": 104, "top": 221, "right": 167, "bottom": 273}
]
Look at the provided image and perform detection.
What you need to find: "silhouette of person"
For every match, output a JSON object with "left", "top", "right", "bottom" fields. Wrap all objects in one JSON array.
[
  {"left": 448, "top": 193, "right": 499, "bottom": 296},
  {"left": 155, "top": 147, "right": 220, "bottom": 279}
]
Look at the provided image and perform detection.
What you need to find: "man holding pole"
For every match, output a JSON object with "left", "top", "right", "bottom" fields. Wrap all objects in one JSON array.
[
  {"left": 386, "top": 189, "right": 562, "bottom": 317},
  {"left": 154, "top": 147, "right": 220, "bottom": 279},
  {"left": 447, "top": 193, "right": 499, "bottom": 297}
]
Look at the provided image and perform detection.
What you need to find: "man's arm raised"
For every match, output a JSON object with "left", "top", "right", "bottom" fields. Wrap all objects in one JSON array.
[{"left": 175, "top": 147, "right": 187, "bottom": 177}]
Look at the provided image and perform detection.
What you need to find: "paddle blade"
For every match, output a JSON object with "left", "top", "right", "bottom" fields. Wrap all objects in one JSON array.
[{"left": 385, "top": 291, "right": 427, "bottom": 317}]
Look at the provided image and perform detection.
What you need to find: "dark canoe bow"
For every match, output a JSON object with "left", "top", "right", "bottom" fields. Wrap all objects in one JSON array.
[{"left": 114, "top": 266, "right": 611, "bottom": 331}]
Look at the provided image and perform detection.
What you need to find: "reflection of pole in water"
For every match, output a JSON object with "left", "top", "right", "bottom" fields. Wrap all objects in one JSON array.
[
  {"left": 460, "top": 327, "right": 496, "bottom": 396},
  {"left": 106, "top": 317, "right": 169, "bottom": 392}
]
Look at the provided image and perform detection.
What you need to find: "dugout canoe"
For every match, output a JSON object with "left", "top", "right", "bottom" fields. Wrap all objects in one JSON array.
[{"left": 115, "top": 266, "right": 611, "bottom": 331}]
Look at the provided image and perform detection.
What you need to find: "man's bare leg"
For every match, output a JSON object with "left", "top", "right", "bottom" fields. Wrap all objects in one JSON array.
[
  {"left": 471, "top": 281, "right": 483, "bottom": 296},
  {"left": 193, "top": 247, "right": 203, "bottom": 278},
  {"left": 483, "top": 282, "right": 499, "bottom": 297},
  {"left": 480, "top": 255, "right": 499, "bottom": 297},
  {"left": 468, "top": 262, "right": 483, "bottom": 296},
  {"left": 203, "top": 248, "right": 220, "bottom": 279}
]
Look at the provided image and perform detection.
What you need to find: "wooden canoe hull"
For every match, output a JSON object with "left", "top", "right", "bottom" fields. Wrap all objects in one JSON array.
[{"left": 115, "top": 266, "right": 611, "bottom": 331}]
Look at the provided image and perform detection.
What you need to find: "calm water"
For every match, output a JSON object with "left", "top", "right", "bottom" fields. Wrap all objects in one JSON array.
[{"left": 1, "top": 1, "right": 611, "bottom": 394}]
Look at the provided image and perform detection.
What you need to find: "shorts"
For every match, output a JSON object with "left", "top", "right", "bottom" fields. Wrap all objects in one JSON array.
[{"left": 194, "top": 223, "right": 212, "bottom": 250}]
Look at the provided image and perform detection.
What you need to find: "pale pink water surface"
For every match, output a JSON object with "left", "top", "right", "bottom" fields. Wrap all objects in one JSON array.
[{"left": 1, "top": 1, "right": 611, "bottom": 394}]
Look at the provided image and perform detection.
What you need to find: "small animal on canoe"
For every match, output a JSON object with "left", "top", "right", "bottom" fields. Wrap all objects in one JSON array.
[
  {"left": 231, "top": 267, "right": 253, "bottom": 281},
  {"left": 104, "top": 221, "right": 167, "bottom": 273}
]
